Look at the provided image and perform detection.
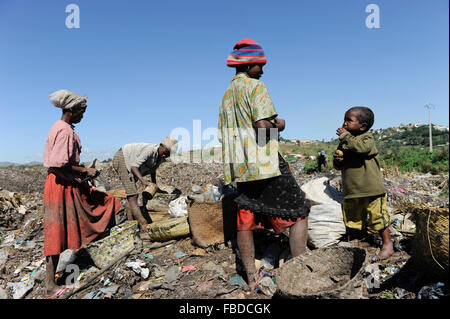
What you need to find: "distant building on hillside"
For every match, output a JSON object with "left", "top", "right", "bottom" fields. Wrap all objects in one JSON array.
[
  {"left": 299, "top": 139, "right": 312, "bottom": 145},
  {"left": 433, "top": 124, "right": 449, "bottom": 132}
]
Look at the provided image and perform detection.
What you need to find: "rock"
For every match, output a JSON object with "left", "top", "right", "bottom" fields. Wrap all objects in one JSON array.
[
  {"left": 202, "top": 261, "right": 225, "bottom": 277},
  {"left": 7, "top": 279, "right": 35, "bottom": 299},
  {"left": 0, "top": 249, "right": 8, "bottom": 269},
  {"left": 0, "top": 287, "right": 9, "bottom": 299},
  {"left": 164, "top": 266, "right": 181, "bottom": 283},
  {"left": 56, "top": 249, "right": 78, "bottom": 273},
  {"left": 257, "top": 276, "right": 277, "bottom": 296},
  {"left": 83, "top": 290, "right": 103, "bottom": 299},
  {"left": 99, "top": 284, "right": 120, "bottom": 295}
]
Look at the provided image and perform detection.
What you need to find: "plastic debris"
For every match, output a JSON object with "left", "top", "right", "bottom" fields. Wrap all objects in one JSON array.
[
  {"left": 229, "top": 275, "right": 246, "bottom": 287},
  {"left": 125, "top": 260, "right": 150, "bottom": 279},
  {"left": 181, "top": 265, "right": 196, "bottom": 272}
]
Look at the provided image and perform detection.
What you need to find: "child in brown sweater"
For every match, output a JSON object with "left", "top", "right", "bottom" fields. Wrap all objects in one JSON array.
[{"left": 333, "top": 106, "right": 393, "bottom": 260}]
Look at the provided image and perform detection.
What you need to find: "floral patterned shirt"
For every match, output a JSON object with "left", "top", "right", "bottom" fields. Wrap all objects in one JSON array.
[{"left": 218, "top": 73, "right": 281, "bottom": 184}]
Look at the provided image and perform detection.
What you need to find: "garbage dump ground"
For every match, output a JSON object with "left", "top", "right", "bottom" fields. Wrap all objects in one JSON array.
[{"left": 0, "top": 160, "right": 448, "bottom": 300}]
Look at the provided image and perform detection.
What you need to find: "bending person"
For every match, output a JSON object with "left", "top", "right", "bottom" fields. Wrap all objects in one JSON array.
[
  {"left": 112, "top": 135, "right": 178, "bottom": 232},
  {"left": 43, "top": 89, "right": 122, "bottom": 298}
]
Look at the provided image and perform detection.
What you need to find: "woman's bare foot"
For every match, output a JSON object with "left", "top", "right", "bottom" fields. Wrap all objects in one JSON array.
[
  {"left": 244, "top": 280, "right": 257, "bottom": 292},
  {"left": 44, "top": 285, "right": 71, "bottom": 299}
]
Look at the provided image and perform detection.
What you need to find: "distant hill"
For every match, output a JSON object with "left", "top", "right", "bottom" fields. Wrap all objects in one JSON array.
[{"left": 0, "top": 161, "right": 42, "bottom": 168}]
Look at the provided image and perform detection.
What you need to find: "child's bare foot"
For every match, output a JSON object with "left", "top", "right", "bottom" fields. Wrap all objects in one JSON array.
[{"left": 377, "top": 241, "right": 394, "bottom": 260}]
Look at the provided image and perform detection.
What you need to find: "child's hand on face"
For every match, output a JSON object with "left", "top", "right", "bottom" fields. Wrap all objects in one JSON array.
[{"left": 336, "top": 127, "right": 348, "bottom": 136}]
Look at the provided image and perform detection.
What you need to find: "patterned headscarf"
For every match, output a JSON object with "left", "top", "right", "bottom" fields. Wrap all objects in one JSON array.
[
  {"left": 49, "top": 89, "right": 88, "bottom": 110},
  {"left": 226, "top": 39, "right": 267, "bottom": 67}
]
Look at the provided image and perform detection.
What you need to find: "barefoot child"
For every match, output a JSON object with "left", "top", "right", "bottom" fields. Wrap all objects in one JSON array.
[{"left": 333, "top": 106, "right": 393, "bottom": 260}]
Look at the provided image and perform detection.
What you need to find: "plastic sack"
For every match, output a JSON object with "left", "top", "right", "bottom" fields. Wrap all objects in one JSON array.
[
  {"left": 168, "top": 196, "right": 188, "bottom": 218},
  {"left": 300, "top": 176, "right": 343, "bottom": 206},
  {"left": 307, "top": 204, "right": 346, "bottom": 248}
]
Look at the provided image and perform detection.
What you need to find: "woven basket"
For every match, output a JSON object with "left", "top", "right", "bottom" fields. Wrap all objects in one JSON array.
[
  {"left": 408, "top": 203, "right": 449, "bottom": 277},
  {"left": 188, "top": 201, "right": 224, "bottom": 248},
  {"left": 275, "top": 247, "right": 369, "bottom": 298}
]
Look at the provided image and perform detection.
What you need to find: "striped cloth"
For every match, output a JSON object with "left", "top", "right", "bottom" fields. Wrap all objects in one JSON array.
[
  {"left": 112, "top": 149, "right": 139, "bottom": 196},
  {"left": 226, "top": 39, "right": 267, "bottom": 67}
]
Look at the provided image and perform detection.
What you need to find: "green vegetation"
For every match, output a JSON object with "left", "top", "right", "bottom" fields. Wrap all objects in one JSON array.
[
  {"left": 380, "top": 146, "right": 449, "bottom": 174},
  {"left": 280, "top": 124, "right": 449, "bottom": 175}
]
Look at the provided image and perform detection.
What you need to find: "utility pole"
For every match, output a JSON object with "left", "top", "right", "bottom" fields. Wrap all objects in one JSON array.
[{"left": 424, "top": 103, "right": 434, "bottom": 152}]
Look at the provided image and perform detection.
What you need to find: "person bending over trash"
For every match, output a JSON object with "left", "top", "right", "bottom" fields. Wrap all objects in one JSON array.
[
  {"left": 43, "top": 90, "right": 122, "bottom": 299},
  {"left": 112, "top": 135, "right": 178, "bottom": 233},
  {"left": 333, "top": 106, "right": 393, "bottom": 260},
  {"left": 218, "top": 39, "right": 310, "bottom": 291}
]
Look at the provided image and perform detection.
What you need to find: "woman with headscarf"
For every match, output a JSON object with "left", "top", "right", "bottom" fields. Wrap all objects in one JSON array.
[
  {"left": 218, "top": 39, "right": 311, "bottom": 291},
  {"left": 43, "top": 89, "right": 122, "bottom": 298}
]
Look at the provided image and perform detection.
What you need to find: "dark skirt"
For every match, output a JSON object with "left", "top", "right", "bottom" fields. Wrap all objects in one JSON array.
[{"left": 234, "top": 153, "right": 310, "bottom": 221}]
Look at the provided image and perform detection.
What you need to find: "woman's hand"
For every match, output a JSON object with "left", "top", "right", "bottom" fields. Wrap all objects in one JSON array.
[{"left": 85, "top": 168, "right": 99, "bottom": 177}]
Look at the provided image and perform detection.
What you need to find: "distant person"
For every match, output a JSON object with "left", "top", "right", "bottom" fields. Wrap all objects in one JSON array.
[
  {"left": 112, "top": 135, "right": 178, "bottom": 232},
  {"left": 218, "top": 39, "right": 310, "bottom": 291},
  {"left": 317, "top": 150, "right": 329, "bottom": 173},
  {"left": 333, "top": 106, "right": 393, "bottom": 260},
  {"left": 43, "top": 90, "right": 122, "bottom": 298}
]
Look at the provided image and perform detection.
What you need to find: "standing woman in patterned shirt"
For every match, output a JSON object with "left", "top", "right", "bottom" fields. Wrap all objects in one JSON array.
[
  {"left": 218, "top": 39, "right": 311, "bottom": 291},
  {"left": 42, "top": 90, "right": 122, "bottom": 298}
]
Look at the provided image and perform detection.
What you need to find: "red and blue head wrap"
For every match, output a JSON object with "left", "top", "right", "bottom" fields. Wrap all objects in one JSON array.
[{"left": 226, "top": 39, "right": 267, "bottom": 67}]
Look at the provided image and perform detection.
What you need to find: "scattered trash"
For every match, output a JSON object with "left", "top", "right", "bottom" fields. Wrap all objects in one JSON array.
[
  {"left": 7, "top": 278, "right": 35, "bottom": 299},
  {"left": 168, "top": 196, "right": 189, "bottom": 218},
  {"left": 417, "top": 282, "right": 448, "bottom": 299},
  {"left": 202, "top": 261, "right": 225, "bottom": 277},
  {"left": 0, "top": 160, "right": 446, "bottom": 300},
  {"left": 173, "top": 250, "right": 186, "bottom": 259},
  {"left": 196, "top": 280, "right": 213, "bottom": 292},
  {"left": 125, "top": 260, "right": 149, "bottom": 279}
]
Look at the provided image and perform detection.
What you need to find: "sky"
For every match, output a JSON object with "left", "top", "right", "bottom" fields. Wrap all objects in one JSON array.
[{"left": 0, "top": 0, "right": 448, "bottom": 163}]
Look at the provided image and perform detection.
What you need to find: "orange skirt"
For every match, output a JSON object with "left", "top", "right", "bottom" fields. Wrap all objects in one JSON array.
[{"left": 43, "top": 172, "right": 122, "bottom": 256}]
